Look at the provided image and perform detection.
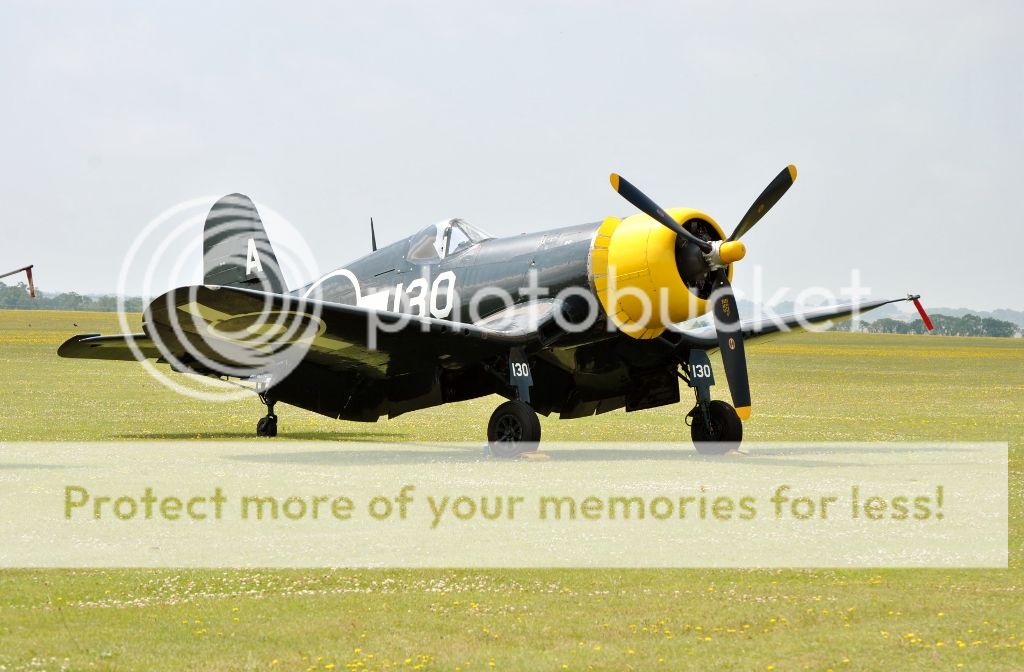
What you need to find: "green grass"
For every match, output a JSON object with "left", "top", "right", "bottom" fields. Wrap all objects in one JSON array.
[{"left": 1, "top": 309, "right": 1022, "bottom": 671}]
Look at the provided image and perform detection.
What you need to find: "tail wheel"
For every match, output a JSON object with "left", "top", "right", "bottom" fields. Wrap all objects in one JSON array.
[
  {"left": 487, "top": 400, "right": 541, "bottom": 458},
  {"left": 690, "top": 400, "right": 742, "bottom": 455},
  {"left": 256, "top": 415, "right": 278, "bottom": 438}
]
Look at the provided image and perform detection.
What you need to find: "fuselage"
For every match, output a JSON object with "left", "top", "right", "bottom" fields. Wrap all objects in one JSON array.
[
  {"left": 292, "top": 209, "right": 729, "bottom": 341},
  {"left": 294, "top": 220, "right": 599, "bottom": 326}
]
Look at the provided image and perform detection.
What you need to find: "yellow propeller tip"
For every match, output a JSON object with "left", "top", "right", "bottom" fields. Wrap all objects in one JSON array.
[
  {"left": 609, "top": 173, "right": 620, "bottom": 191},
  {"left": 787, "top": 164, "right": 798, "bottom": 182},
  {"left": 735, "top": 406, "right": 751, "bottom": 421}
]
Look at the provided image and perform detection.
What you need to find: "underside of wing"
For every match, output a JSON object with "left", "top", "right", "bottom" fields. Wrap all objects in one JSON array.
[
  {"left": 58, "top": 285, "right": 575, "bottom": 421},
  {"left": 145, "top": 285, "right": 580, "bottom": 420},
  {"left": 141, "top": 285, "right": 561, "bottom": 377}
]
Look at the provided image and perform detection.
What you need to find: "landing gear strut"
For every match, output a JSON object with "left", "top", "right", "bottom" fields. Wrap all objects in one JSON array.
[
  {"left": 681, "top": 350, "right": 742, "bottom": 454},
  {"left": 256, "top": 393, "right": 278, "bottom": 438},
  {"left": 486, "top": 348, "right": 541, "bottom": 458}
]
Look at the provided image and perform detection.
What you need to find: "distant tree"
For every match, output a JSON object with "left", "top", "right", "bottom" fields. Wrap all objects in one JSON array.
[
  {"left": 53, "top": 292, "right": 87, "bottom": 310},
  {"left": 94, "top": 295, "right": 117, "bottom": 311},
  {"left": 0, "top": 282, "right": 33, "bottom": 308},
  {"left": 982, "top": 317, "right": 1018, "bottom": 338},
  {"left": 905, "top": 319, "right": 928, "bottom": 334},
  {"left": 929, "top": 314, "right": 959, "bottom": 336},
  {"left": 961, "top": 313, "right": 984, "bottom": 336},
  {"left": 867, "top": 318, "right": 917, "bottom": 334}
]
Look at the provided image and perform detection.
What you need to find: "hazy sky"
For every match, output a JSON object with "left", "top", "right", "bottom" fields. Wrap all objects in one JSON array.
[{"left": 1, "top": 1, "right": 1020, "bottom": 309}]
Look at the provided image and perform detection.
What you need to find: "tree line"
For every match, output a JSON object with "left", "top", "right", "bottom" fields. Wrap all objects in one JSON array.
[
  {"left": 0, "top": 281, "right": 144, "bottom": 312},
  {"left": 831, "top": 313, "right": 1020, "bottom": 337}
]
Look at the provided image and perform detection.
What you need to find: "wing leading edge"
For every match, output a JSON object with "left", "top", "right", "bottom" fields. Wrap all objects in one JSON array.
[
  {"left": 665, "top": 295, "right": 922, "bottom": 350},
  {"left": 58, "top": 285, "right": 572, "bottom": 375}
]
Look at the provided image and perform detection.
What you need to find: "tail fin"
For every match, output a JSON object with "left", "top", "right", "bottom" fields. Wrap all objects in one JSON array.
[{"left": 203, "top": 194, "right": 287, "bottom": 293}]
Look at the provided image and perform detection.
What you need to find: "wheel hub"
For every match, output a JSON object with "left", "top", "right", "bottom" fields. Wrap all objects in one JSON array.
[{"left": 494, "top": 415, "right": 524, "bottom": 442}]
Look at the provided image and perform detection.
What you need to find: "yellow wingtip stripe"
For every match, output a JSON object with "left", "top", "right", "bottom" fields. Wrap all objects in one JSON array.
[
  {"left": 735, "top": 405, "right": 751, "bottom": 421},
  {"left": 787, "top": 164, "right": 798, "bottom": 182}
]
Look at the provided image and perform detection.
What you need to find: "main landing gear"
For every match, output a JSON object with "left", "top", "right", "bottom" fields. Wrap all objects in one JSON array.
[
  {"left": 682, "top": 350, "right": 743, "bottom": 455},
  {"left": 256, "top": 393, "right": 278, "bottom": 438},
  {"left": 486, "top": 347, "right": 541, "bottom": 458}
]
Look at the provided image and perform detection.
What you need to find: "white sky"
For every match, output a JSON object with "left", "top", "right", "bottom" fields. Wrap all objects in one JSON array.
[{"left": 1, "top": 1, "right": 1020, "bottom": 309}]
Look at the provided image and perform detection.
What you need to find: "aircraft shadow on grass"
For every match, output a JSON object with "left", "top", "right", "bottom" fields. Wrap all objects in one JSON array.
[
  {"left": 0, "top": 445, "right": 964, "bottom": 472},
  {"left": 224, "top": 443, "right": 962, "bottom": 469},
  {"left": 112, "top": 431, "right": 404, "bottom": 441}
]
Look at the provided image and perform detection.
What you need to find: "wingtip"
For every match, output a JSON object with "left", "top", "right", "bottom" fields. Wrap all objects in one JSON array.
[{"left": 57, "top": 333, "right": 99, "bottom": 358}]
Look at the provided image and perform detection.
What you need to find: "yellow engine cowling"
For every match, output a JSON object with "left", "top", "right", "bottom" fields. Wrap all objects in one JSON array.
[{"left": 589, "top": 208, "right": 730, "bottom": 339}]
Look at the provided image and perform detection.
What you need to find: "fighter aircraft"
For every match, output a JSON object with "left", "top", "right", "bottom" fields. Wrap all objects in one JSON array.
[{"left": 58, "top": 166, "right": 932, "bottom": 456}]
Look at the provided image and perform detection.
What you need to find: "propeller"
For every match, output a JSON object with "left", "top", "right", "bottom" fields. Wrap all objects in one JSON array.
[
  {"left": 608, "top": 165, "right": 798, "bottom": 420},
  {"left": 729, "top": 165, "right": 797, "bottom": 242},
  {"left": 610, "top": 174, "right": 712, "bottom": 252}
]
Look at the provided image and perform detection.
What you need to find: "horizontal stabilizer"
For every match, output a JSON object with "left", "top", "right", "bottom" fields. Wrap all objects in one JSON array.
[{"left": 57, "top": 333, "right": 161, "bottom": 361}]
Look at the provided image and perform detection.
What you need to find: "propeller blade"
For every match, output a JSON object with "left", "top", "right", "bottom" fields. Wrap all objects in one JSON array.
[
  {"left": 711, "top": 269, "right": 751, "bottom": 419},
  {"left": 728, "top": 165, "right": 797, "bottom": 242},
  {"left": 610, "top": 174, "right": 712, "bottom": 251}
]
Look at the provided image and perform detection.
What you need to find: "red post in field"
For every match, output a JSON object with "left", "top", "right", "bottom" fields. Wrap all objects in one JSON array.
[
  {"left": 0, "top": 264, "right": 35, "bottom": 298},
  {"left": 912, "top": 297, "right": 934, "bottom": 331}
]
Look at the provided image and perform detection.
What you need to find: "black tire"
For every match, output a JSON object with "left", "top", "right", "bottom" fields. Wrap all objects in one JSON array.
[
  {"left": 690, "top": 400, "right": 742, "bottom": 455},
  {"left": 487, "top": 400, "right": 541, "bottom": 458},
  {"left": 256, "top": 415, "right": 278, "bottom": 438}
]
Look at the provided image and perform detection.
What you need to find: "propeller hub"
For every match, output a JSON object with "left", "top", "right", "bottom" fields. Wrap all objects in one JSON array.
[
  {"left": 716, "top": 239, "right": 749, "bottom": 264},
  {"left": 719, "top": 241, "right": 746, "bottom": 264},
  {"left": 701, "top": 239, "right": 747, "bottom": 272}
]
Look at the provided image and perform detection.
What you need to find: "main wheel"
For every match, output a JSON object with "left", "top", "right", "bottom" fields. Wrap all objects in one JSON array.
[
  {"left": 256, "top": 415, "right": 278, "bottom": 438},
  {"left": 690, "top": 400, "right": 742, "bottom": 455},
  {"left": 487, "top": 400, "right": 541, "bottom": 458}
]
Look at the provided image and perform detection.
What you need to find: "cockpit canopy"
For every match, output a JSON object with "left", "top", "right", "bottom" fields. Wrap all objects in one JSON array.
[{"left": 407, "top": 218, "right": 492, "bottom": 262}]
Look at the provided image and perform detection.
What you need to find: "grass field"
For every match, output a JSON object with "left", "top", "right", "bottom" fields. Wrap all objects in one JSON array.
[{"left": 0, "top": 309, "right": 1021, "bottom": 671}]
